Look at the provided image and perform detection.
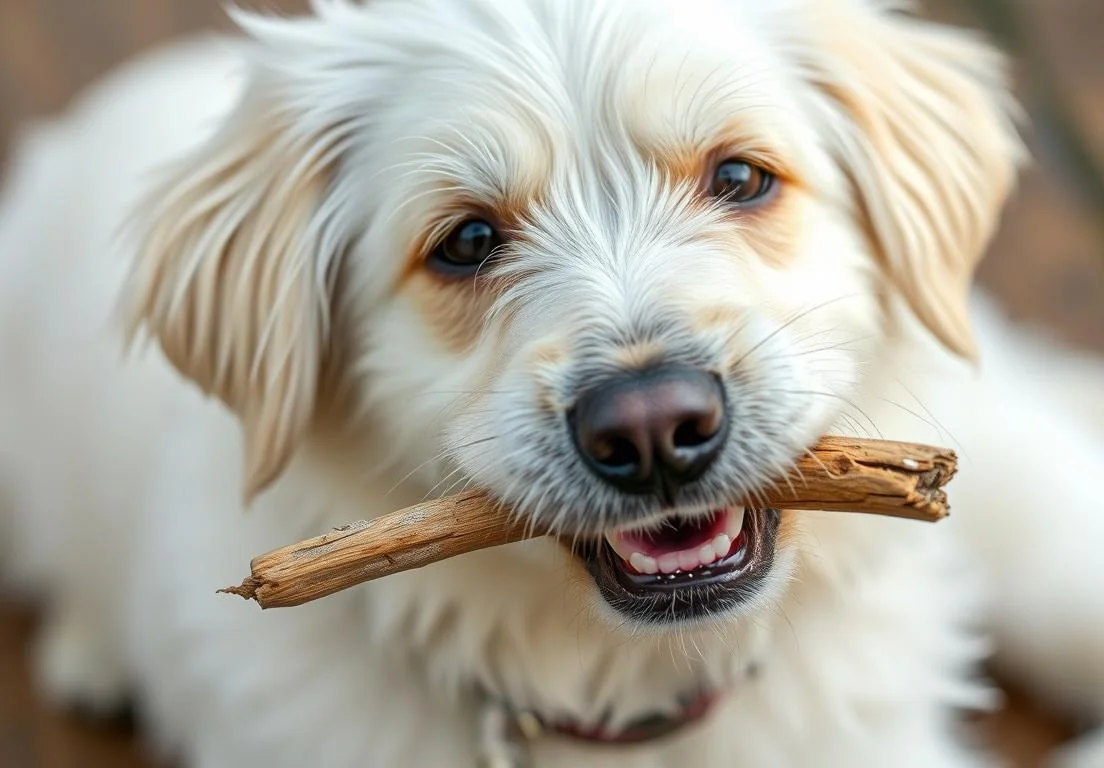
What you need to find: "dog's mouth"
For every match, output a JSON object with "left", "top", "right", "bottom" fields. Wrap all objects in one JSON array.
[{"left": 578, "top": 507, "right": 781, "bottom": 624}]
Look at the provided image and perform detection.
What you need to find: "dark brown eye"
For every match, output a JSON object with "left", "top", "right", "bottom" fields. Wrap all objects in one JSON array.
[
  {"left": 708, "top": 159, "right": 774, "bottom": 204},
  {"left": 428, "top": 218, "right": 504, "bottom": 276}
]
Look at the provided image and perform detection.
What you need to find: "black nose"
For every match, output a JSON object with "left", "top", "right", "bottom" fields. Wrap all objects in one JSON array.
[{"left": 571, "top": 366, "right": 728, "bottom": 501}]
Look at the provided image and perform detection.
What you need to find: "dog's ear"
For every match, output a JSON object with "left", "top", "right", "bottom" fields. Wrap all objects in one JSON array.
[
  {"left": 801, "top": 2, "right": 1026, "bottom": 358},
  {"left": 124, "top": 16, "right": 361, "bottom": 498}
]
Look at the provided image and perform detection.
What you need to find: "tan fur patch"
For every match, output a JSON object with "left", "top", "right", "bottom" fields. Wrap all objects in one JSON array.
[
  {"left": 650, "top": 145, "right": 710, "bottom": 189},
  {"left": 404, "top": 271, "right": 501, "bottom": 355},
  {"left": 729, "top": 184, "right": 806, "bottom": 268},
  {"left": 523, "top": 340, "right": 571, "bottom": 414},
  {"left": 611, "top": 338, "right": 667, "bottom": 370},
  {"left": 530, "top": 339, "right": 569, "bottom": 368},
  {"left": 690, "top": 304, "right": 745, "bottom": 335},
  {"left": 774, "top": 509, "right": 801, "bottom": 550}
]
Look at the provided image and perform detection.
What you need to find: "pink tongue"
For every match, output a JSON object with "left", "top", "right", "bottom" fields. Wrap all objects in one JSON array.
[{"left": 622, "top": 511, "right": 725, "bottom": 559}]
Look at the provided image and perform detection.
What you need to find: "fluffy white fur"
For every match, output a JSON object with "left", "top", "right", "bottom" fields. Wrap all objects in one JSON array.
[{"left": 1, "top": 0, "right": 1102, "bottom": 766}]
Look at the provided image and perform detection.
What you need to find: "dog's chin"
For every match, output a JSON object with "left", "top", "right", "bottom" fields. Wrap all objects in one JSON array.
[{"left": 571, "top": 506, "right": 782, "bottom": 626}]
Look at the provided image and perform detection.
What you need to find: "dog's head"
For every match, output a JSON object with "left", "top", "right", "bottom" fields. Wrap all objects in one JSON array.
[{"left": 126, "top": 0, "right": 1021, "bottom": 634}]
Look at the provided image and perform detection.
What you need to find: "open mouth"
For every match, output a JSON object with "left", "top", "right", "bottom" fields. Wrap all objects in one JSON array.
[{"left": 579, "top": 507, "right": 781, "bottom": 624}]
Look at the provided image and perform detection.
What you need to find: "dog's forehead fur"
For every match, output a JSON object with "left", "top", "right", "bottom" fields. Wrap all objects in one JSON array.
[
  {"left": 342, "top": 0, "right": 830, "bottom": 283},
  {"left": 291, "top": 0, "right": 861, "bottom": 395}
]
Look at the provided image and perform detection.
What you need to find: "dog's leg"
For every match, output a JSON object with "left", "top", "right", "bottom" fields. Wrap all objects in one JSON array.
[{"left": 33, "top": 602, "right": 131, "bottom": 717}]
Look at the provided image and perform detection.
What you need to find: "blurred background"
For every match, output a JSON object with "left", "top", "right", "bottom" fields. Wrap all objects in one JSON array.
[{"left": 0, "top": 0, "right": 1100, "bottom": 765}]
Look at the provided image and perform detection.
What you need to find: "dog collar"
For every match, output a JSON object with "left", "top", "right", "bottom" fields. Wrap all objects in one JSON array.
[
  {"left": 477, "top": 668, "right": 756, "bottom": 764},
  {"left": 504, "top": 689, "right": 722, "bottom": 747}
]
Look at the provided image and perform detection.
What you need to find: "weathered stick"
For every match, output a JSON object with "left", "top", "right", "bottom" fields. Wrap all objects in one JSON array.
[{"left": 222, "top": 436, "right": 956, "bottom": 609}]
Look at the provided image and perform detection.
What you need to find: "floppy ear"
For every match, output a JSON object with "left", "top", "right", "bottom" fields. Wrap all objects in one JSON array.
[
  {"left": 124, "top": 23, "right": 356, "bottom": 498},
  {"left": 800, "top": 1, "right": 1026, "bottom": 358}
]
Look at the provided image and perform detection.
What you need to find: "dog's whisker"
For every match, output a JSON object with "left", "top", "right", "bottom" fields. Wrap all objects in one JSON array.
[
  {"left": 420, "top": 451, "right": 496, "bottom": 502},
  {"left": 885, "top": 379, "right": 966, "bottom": 456},
  {"left": 728, "top": 294, "right": 864, "bottom": 373},
  {"left": 757, "top": 387, "right": 884, "bottom": 440},
  {"left": 383, "top": 436, "right": 501, "bottom": 498}
]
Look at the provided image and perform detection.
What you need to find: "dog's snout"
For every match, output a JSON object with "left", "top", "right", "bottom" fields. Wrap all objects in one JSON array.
[{"left": 571, "top": 366, "right": 728, "bottom": 501}]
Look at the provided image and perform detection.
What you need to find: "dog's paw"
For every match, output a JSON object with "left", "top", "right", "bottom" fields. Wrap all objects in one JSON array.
[
  {"left": 1047, "top": 728, "right": 1104, "bottom": 768},
  {"left": 34, "top": 609, "right": 129, "bottom": 718}
]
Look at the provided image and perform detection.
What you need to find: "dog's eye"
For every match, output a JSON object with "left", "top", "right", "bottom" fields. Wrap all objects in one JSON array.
[
  {"left": 709, "top": 159, "right": 774, "bottom": 205},
  {"left": 428, "top": 219, "right": 504, "bottom": 275}
]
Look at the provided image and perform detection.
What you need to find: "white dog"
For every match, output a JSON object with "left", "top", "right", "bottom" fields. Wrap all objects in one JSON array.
[{"left": 2, "top": 0, "right": 1103, "bottom": 765}]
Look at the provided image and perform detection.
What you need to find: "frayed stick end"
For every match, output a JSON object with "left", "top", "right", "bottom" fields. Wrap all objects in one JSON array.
[{"left": 218, "top": 577, "right": 263, "bottom": 602}]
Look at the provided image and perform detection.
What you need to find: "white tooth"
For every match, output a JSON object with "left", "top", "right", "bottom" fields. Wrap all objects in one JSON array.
[
  {"left": 630, "top": 552, "right": 659, "bottom": 575},
  {"left": 724, "top": 507, "right": 746, "bottom": 539},
  {"left": 678, "top": 549, "right": 700, "bottom": 572},
  {"left": 697, "top": 543, "right": 717, "bottom": 565},
  {"left": 712, "top": 533, "right": 732, "bottom": 559},
  {"left": 657, "top": 552, "right": 682, "bottom": 574}
]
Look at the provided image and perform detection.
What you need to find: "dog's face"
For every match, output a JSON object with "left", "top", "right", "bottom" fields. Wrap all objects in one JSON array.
[{"left": 128, "top": 0, "right": 1021, "bottom": 630}]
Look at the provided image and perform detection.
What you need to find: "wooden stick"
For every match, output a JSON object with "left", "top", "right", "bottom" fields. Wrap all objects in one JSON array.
[{"left": 221, "top": 436, "right": 955, "bottom": 609}]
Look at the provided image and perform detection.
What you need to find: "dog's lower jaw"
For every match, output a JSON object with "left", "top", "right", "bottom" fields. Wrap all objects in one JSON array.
[{"left": 579, "top": 507, "right": 784, "bottom": 626}]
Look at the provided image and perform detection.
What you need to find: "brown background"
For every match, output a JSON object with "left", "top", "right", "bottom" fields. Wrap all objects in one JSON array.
[{"left": 0, "top": 1, "right": 1101, "bottom": 766}]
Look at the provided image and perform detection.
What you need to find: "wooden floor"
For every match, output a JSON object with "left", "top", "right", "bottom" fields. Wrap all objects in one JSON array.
[{"left": 0, "top": 1, "right": 1101, "bottom": 766}]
